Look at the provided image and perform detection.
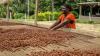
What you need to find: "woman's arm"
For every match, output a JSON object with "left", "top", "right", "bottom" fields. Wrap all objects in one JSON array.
[
  {"left": 51, "top": 19, "right": 71, "bottom": 30},
  {"left": 49, "top": 20, "right": 61, "bottom": 29}
]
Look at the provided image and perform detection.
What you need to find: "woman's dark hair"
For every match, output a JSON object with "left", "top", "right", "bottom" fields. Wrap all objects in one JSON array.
[{"left": 63, "top": 4, "right": 73, "bottom": 11}]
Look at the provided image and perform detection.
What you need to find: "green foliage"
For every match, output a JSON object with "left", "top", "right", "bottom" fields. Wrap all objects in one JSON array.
[
  {"left": 39, "top": 0, "right": 51, "bottom": 12},
  {"left": 14, "top": 13, "right": 25, "bottom": 19},
  {"left": 76, "top": 19, "right": 98, "bottom": 24},
  {"left": 11, "top": 0, "right": 35, "bottom": 15},
  {"left": 66, "top": 1, "right": 77, "bottom": 7},
  {"left": 30, "top": 11, "right": 61, "bottom": 21},
  {"left": 71, "top": 11, "right": 79, "bottom": 19},
  {"left": 38, "top": 12, "right": 47, "bottom": 21},
  {"left": 53, "top": 12, "right": 61, "bottom": 20},
  {"left": 12, "top": 0, "right": 27, "bottom": 13},
  {"left": 29, "top": 15, "right": 34, "bottom": 19},
  {"left": 29, "top": 1, "right": 35, "bottom": 15},
  {"left": 0, "top": 0, "right": 79, "bottom": 18},
  {"left": 0, "top": 5, "right": 6, "bottom": 18},
  {"left": 88, "top": 21, "right": 94, "bottom": 24}
]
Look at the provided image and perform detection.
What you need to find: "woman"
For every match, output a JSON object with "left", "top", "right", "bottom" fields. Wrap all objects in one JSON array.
[{"left": 49, "top": 4, "right": 76, "bottom": 32}]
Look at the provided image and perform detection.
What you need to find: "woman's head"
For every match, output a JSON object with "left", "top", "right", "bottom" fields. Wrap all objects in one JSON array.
[{"left": 61, "top": 4, "right": 72, "bottom": 14}]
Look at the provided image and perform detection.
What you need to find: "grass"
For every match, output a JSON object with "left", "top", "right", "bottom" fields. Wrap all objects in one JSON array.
[
  {"left": 76, "top": 19, "right": 100, "bottom": 24},
  {"left": 1, "top": 18, "right": 100, "bottom": 24}
]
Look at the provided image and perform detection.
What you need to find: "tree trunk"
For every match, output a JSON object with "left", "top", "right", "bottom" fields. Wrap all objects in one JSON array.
[
  {"left": 6, "top": 1, "right": 9, "bottom": 20},
  {"left": 34, "top": 0, "right": 39, "bottom": 25},
  {"left": 51, "top": 0, "right": 54, "bottom": 20},
  {"left": 27, "top": 0, "right": 29, "bottom": 19}
]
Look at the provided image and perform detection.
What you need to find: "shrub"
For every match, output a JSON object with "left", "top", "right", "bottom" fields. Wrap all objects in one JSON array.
[
  {"left": 0, "top": 5, "right": 6, "bottom": 18},
  {"left": 88, "top": 21, "right": 94, "bottom": 24},
  {"left": 37, "top": 12, "right": 47, "bottom": 21},
  {"left": 53, "top": 12, "right": 61, "bottom": 20},
  {"left": 14, "top": 13, "right": 25, "bottom": 19},
  {"left": 71, "top": 11, "right": 79, "bottom": 19},
  {"left": 30, "top": 11, "right": 61, "bottom": 21}
]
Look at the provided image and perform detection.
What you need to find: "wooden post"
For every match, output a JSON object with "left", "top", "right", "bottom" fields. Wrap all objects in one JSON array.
[
  {"left": 51, "top": 0, "right": 54, "bottom": 20},
  {"left": 34, "top": 0, "right": 38, "bottom": 26},
  {"left": 27, "top": 0, "right": 29, "bottom": 19},
  {"left": 89, "top": 12, "right": 92, "bottom": 21},
  {"left": 79, "top": 5, "right": 82, "bottom": 19},
  {"left": 89, "top": 5, "right": 92, "bottom": 21},
  {"left": 6, "top": 1, "right": 9, "bottom": 20},
  {"left": 79, "top": 0, "right": 82, "bottom": 19}
]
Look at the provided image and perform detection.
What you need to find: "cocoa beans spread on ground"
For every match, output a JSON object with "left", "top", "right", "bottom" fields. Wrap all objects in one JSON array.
[
  {"left": 27, "top": 50, "right": 100, "bottom": 56},
  {"left": 0, "top": 21, "right": 100, "bottom": 56},
  {"left": 0, "top": 25, "right": 74, "bottom": 51},
  {"left": 0, "top": 21, "right": 22, "bottom": 26}
]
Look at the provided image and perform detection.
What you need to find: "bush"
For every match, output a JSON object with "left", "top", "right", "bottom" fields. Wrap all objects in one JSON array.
[
  {"left": 38, "top": 12, "right": 47, "bottom": 21},
  {"left": 71, "top": 11, "right": 79, "bottom": 19},
  {"left": 14, "top": 13, "right": 25, "bottom": 19},
  {"left": 53, "top": 12, "right": 61, "bottom": 20},
  {"left": 0, "top": 5, "right": 6, "bottom": 18},
  {"left": 88, "top": 21, "right": 94, "bottom": 24},
  {"left": 30, "top": 11, "right": 61, "bottom": 21},
  {"left": 29, "top": 15, "right": 35, "bottom": 19},
  {"left": 30, "top": 11, "right": 79, "bottom": 21}
]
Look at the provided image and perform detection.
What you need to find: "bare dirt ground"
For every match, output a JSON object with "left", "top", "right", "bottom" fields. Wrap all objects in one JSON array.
[{"left": 0, "top": 20, "right": 100, "bottom": 56}]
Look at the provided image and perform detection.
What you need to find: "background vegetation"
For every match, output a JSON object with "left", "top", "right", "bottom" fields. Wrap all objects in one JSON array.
[{"left": 0, "top": 0, "right": 100, "bottom": 22}]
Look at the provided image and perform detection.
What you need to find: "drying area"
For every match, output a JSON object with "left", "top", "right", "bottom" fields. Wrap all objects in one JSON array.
[{"left": 0, "top": 20, "right": 100, "bottom": 56}]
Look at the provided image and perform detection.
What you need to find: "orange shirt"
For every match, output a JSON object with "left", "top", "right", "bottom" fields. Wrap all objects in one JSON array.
[{"left": 59, "top": 13, "right": 76, "bottom": 29}]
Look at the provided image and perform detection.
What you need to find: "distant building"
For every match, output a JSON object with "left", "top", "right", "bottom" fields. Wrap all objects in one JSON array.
[
  {"left": 78, "top": 2, "right": 100, "bottom": 17},
  {"left": 66, "top": 0, "right": 100, "bottom": 17}
]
